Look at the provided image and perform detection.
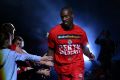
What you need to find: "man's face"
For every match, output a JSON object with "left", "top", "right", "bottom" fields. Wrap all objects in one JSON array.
[
  {"left": 14, "top": 40, "right": 24, "bottom": 48},
  {"left": 61, "top": 9, "right": 73, "bottom": 27}
]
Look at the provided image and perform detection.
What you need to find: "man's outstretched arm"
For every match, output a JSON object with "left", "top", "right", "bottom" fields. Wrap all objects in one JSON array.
[{"left": 82, "top": 46, "right": 95, "bottom": 60}]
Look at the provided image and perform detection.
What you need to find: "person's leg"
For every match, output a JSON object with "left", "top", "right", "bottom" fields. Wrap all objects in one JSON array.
[{"left": 71, "top": 62, "right": 84, "bottom": 80}]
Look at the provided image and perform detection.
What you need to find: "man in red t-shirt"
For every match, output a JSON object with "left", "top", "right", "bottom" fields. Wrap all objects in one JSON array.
[{"left": 48, "top": 7, "right": 95, "bottom": 80}]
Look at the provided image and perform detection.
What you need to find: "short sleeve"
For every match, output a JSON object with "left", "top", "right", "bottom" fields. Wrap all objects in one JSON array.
[
  {"left": 48, "top": 30, "right": 55, "bottom": 49},
  {"left": 81, "top": 31, "right": 88, "bottom": 47}
]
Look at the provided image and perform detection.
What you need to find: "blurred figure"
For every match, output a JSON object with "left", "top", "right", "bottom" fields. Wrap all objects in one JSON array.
[
  {"left": 10, "top": 36, "right": 32, "bottom": 80},
  {"left": 95, "top": 30, "right": 115, "bottom": 80},
  {"left": 11, "top": 36, "right": 53, "bottom": 80},
  {"left": 11, "top": 36, "right": 26, "bottom": 53},
  {"left": 0, "top": 23, "right": 15, "bottom": 40},
  {"left": 0, "top": 23, "right": 53, "bottom": 80}
]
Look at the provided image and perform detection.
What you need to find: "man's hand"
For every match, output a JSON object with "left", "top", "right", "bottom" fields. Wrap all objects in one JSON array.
[
  {"left": 88, "top": 53, "right": 95, "bottom": 60},
  {"left": 41, "top": 56, "right": 53, "bottom": 61},
  {"left": 37, "top": 69, "right": 50, "bottom": 76},
  {"left": 25, "top": 67, "right": 33, "bottom": 71},
  {"left": 40, "top": 61, "right": 54, "bottom": 66},
  {"left": 45, "top": 61, "right": 54, "bottom": 66}
]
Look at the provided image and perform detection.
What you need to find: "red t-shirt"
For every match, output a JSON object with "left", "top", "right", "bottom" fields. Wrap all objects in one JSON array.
[
  {"left": 9, "top": 44, "right": 17, "bottom": 50},
  {"left": 48, "top": 24, "right": 88, "bottom": 74}
]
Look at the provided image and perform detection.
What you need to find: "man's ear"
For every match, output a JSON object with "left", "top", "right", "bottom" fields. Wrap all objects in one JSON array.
[{"left": 3, "top": 39, "right": 10, "bottom": 47}]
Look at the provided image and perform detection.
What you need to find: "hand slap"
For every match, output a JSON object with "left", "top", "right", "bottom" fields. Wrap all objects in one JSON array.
[{"left": 41, "top": 56, "right": 53, "bottom": 61}]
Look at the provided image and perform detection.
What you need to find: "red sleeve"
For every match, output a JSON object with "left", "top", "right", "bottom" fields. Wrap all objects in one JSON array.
[
  {"left": 81, "top": 31, "right": 88, "bottom": 47},
  {"left": 9, "top": 44, "right": 16, "bottom": 50},
  {"left": 48, "top": 30, "right": 55, "bottom": 49}
]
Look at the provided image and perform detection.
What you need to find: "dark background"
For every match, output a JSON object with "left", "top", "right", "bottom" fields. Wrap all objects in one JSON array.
[{"left": 0, "top": 0, "right": 120, "bottom": 78}]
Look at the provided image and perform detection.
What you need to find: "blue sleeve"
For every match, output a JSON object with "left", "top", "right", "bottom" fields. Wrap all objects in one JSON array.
[{"left": 14, "top": 52, "right": 41, "bottom": 61}]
